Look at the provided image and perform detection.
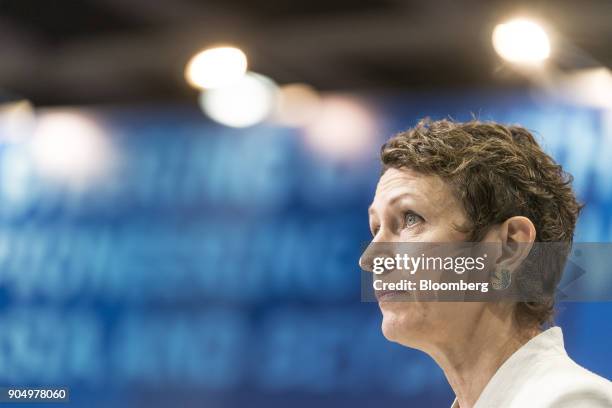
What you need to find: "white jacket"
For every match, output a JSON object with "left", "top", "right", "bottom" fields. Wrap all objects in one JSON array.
[{"left": 451, "top": 327, "right": 612, "bottom": 407}]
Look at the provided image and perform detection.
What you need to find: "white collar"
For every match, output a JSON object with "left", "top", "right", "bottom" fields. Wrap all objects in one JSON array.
[{"left": 450, "top": 327, "right": 566, "bottom": 408}]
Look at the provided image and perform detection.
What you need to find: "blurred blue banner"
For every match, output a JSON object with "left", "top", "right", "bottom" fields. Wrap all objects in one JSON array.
[{"left": 0, "top": 91, "right": 610, "bottom": 407}]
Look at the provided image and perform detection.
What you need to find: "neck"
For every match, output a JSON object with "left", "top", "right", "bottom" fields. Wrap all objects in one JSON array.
[{"left": 424, "top": 308, "right": 540, "bottom": 408}]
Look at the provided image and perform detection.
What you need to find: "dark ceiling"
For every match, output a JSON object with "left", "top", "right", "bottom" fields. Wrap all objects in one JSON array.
[{"left": 0, "top": 0, "right": 610, "bottom": 106}]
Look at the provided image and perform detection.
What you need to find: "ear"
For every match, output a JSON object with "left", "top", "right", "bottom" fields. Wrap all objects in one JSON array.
[{"left": 497, "top": 216, "right": 536, "bottom": 271}]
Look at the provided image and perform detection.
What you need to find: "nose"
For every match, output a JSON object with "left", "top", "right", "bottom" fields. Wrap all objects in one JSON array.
[
  {"left": 359, "top": 243, "right": 376, "bottom": 273},
  {"left": 359, "top": 240, "right": 397, "bottom": 274}
]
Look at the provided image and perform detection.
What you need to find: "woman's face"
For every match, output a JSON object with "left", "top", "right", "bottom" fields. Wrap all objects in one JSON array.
[{"left": 367, "top": 167, "right": 486, "bottom": 349}]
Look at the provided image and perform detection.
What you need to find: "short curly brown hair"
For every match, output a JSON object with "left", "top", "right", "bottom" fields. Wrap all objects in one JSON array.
[{"left": 380, "top": 118, "right": 582, "bottom": 327}]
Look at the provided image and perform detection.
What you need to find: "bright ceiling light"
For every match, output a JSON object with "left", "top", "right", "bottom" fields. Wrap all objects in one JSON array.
[
  {"left": 185, "top": 46, "right": 248, "bottom": 89},
  {"left": 303, "top": 96, "right": 378, "bottom": 160},
  {"left": 199, "top": 72, "right": 278, "bottom": 128},
  {"left": 557, "top": 68, "right": 612, "bottom": 109},
  {"left": 30, "top": 111, "right": 114, "bottom": 187},
  {"left": 492, "top": 19, "right": 551, "bottom": 64},
  {"left": 273, "top": 83, "right": 321, "bottom": 127}
]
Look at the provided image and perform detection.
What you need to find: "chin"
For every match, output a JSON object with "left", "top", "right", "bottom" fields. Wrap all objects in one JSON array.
[{"left": 379, "top": 301, "right": 426, "bottom": 346}]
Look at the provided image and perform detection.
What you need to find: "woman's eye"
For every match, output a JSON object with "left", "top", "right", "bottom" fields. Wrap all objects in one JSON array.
[{"left": 403, "top": 212, "right": 422, "bottom": 228}]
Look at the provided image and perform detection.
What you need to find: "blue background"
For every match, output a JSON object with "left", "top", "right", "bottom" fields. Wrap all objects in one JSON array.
[{"left": 0, "top": 90, "right": 610, "bottom": 407}]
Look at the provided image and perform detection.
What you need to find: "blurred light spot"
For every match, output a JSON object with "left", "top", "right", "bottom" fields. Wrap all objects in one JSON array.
[
  {"left": 558, "top": 68, "right": 612, "bottom": 109},
  {"left": 200, "top": 72, "right": 278, "bottom": 128},
  {"left": 30, "top": 111, "right": 114, "bottom": 187},
  {"left": 0, "top": 100, "right": 35, "bottom": 143},
  {"left": 0, "top": 144, "right": 34, "bottom": 208},
  {"left": 273, "top": 83, "right": 321, "bottom": 127},
  {"left": 185, "top": 46, "right": 248, "bottom": 89},
  {"left": 493, "top": 19, "right": 550, "bottom": 64},
  {"left": 303, "top": 96, "right": 378, "bottom": 160}
]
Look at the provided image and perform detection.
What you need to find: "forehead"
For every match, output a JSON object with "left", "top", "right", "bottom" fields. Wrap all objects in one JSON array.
[{"left": 372, "top": 167, "right": 454, "bottom": 210}]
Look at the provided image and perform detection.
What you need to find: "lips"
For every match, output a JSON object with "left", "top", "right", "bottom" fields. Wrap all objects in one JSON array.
[{"left": 375, "top": 289, "right": 409, "bottom": 302}]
